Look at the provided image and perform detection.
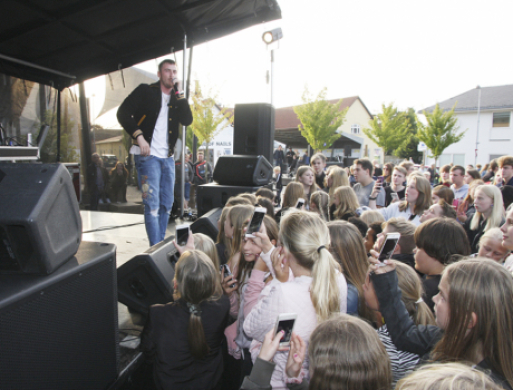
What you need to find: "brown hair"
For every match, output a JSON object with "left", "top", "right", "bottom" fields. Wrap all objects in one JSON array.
[
  {"left": 328, "top": 221, "right": 374, "bottom": 322},
  {"left": 225, "top": 196, "right": 252, "bottom": 207},
  {"left": 332, "top": 186, "right": 360, "bottom": 219},
  {"left": 383, "top": 218, "right": 417, "bottom": 254},
  {"left": 295, "top": 166, "right": 319, "bottom": 194},
  {"left": 383, "top": 162, "right": 395, "bottom": 183},
  {"left": 282, "top": 182, "right": 305, "bottom": 208},
  {"left": 355, "top": 158, "right": 374, "bottom": 176},
  {"left": 450, "top": 165, "right": 465, "bottom": 175},
  {"left": 280, "top": 210, "right": 341, "bottom": 322},
  {"left": 414, "top": 218, "right": 470, "bottom": 264},
  {"left": 399, "top": 175, "right": 432, "bottom": 215},
  {"left": 431, "top": 259, "right": 513, "bottom": 388},
  {"left": 227, "top": 205, "right": 254, "bottom": 259},
  {"left": 255, "top": 187, "right": 274, "bottom": 201},
  {"left": 393, "top": 261, "right": 435, "bottom": 326},
  {"left": 466, "top": 169, "right": 481, "bottom": 181},
  {"left": 256, "top": 196, "right": 274, "bottom": 217},
  {"left": 174, "top": 250, "right": 221, "bottom": 359},
  {"left": 440, "top": 164, "right": 451, "bottom": 174},
  {"left": 239, "top": 193, "right": 257, "bottom": 205},
  {"left": 310, "top": 191, "right": 330, "bottom": 221},
  {"left": 433, "top": 185, "right": 455, "bottom": 205},
  {"left": 437, "top": 200, "right": 457, "bottom": 219},
  {"left": 498, "top": 155, "right": 513, "bottom": 168},
  {"left": 310, "top": 152, "right": 327, "bottom": 165},
  {"left": 110, "top": 161, "right": 128, "bottom": 177},
  {"left": 399, "top": 161, "right": 414, "bottom": 174},
  {"left": 308, "top": 314, "right": 392, "bottom": 390}
]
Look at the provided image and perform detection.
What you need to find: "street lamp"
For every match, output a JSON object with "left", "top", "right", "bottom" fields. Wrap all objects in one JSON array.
[{"left": 262, "top": 28, "right": 283, "bottom": 106}]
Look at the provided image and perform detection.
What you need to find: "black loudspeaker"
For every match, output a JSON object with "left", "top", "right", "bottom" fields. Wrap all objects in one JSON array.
[
  {"left": 117, "top": 236, "right": 178, "bottom": 315},
  {"left": 0, "top": 163, "right": 82, "bottom": 274},
  {"left": 213, "top": 155, "right": 272, "bottom": 186},
  {"left": 191, "top": 207, "right": 222, "bottom": 241},
  {"left": 0, "top": 241, "right": 118, "bottom": 390},
  {"left": 233, "top": 103, "right": 275, "bottom": 163},
  {"left": 196, "top": 183, "right": 264, "bottom": 217}
]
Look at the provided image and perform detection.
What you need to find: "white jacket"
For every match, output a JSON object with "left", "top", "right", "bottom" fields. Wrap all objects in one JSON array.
[{"left": 379, "top": 202, "right": 422, "bottom": 226}]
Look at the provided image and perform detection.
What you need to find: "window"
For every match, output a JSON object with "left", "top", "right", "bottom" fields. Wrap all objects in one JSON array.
[
  {"left": 351, "top": 124, "right": 361, "bottom": 134},
  {"left": 493, "top": 112, "right": 510, "bottom": 128}
]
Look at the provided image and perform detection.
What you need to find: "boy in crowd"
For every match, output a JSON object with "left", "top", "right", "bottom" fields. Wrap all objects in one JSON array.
[
  {"left": 450, "top": 165, "right": 468, "bottom": 201},
  {"left": 353, "top": 158, "right": 385, "bottom": 207},
  {"left": 496, "top": 155, "right": 513, "bottom": 187},
  {"left": 311, "top": 153, "right": 327, "bottom": 189}
]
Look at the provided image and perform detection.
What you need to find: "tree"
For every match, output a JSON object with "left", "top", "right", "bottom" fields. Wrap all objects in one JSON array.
[
  {"left": 39, "top": 109, "right": 79, "bottom": 163},
  {"left": 394, "top": 108, "right": 424, "bottom": 162},
  {"left": 189, "top": 90, "right": 233, "bottom": 164},
  {"left": 293, "top": 87, "right": 347, "bottom": 152},
  {"left": 417, "top": 103, "right": 466, "bottom": 167},
  {"left": 363, "top": 103, "right": 410, "bottom": 156}
]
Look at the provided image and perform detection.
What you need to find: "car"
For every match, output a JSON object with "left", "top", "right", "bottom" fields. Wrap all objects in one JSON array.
[{"left": 101, "top": 154, "right": 118, "bottom": 168}]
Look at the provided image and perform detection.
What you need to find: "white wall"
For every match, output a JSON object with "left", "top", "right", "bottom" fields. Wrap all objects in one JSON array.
[{"left": 425, "top": 110, "right": 513, "bottom": 167}]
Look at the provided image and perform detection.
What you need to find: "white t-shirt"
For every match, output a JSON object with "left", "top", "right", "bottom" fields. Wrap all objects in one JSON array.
[{"left": 130, "top": 92, "right": 170, "bottom": 157}]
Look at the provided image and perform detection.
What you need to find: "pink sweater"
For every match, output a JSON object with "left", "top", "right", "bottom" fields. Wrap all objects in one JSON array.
[{"left": 244, "top": 272, "right": 348, "bottom": 390}]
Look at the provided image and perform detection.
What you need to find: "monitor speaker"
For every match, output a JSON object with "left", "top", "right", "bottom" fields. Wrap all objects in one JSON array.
[
  {"left": 0, "top": 163, "right": 82, "bottom": 274},
  {"left": 0, "top": 241, "right": 118, "bottom": 390},
  {"left": 117, "top": 236, "right": 178, "bottom": 315},
  {"left": 233, "top": 103, "right": 275, "bottom": 163},
  {"left": 213, "top": 155, "right": 272, "bottom": 187},
  {"left": 190, "top": 207, "right": 222, "bottom": 242},
  {"left": 196, "top": 183, "right": 265, "bottom": 217}
]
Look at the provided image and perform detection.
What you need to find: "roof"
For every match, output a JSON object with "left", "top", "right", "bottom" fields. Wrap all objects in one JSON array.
[
  {"left": 275, "top": 96, "right": 361, "bottom": 129},
  {"left": 95, "top": 135, "right": 123, "bottom": 144},
  {"left": 274, "top": 128, "right": 363, "bottom": 149},
  {"left": 421, "top": 84, "right": 513, "bottom": 113},
  {"left": 0, "top": 0, "right": 281, "bottom": 90}
]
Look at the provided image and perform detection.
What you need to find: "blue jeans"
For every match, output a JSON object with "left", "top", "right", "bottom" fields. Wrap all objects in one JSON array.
[{"left": 134, "top": 155, "right": 175, "bottom": 246}]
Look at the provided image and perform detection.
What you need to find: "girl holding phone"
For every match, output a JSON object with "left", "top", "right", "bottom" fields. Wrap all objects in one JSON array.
[{"left": 244, "top": 210, "right": 348, "bottom": 390}]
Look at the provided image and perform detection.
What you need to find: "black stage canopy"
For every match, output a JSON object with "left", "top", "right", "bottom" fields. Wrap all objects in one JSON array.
[{"left": 0, "top": 0, "right": 281, "bottom": 90}]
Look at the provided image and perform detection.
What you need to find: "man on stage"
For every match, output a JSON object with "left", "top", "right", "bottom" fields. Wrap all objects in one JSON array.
[{"left": 117, "top": 59, "right": 193, "bottom": 246}]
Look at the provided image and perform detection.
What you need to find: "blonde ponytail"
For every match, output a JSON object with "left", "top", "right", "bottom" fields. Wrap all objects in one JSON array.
[{"left": 280, "top": 210, "right": 342, "bottom": 322}]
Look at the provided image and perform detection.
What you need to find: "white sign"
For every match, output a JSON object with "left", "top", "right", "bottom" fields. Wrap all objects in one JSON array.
[{"left": 417, "top": 142, "right": 427, "bottom": 152}]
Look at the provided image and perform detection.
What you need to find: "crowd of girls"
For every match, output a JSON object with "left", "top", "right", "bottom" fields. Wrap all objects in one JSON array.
[{"left": 140, "top": 154, "right": 513, "bottom": 390}]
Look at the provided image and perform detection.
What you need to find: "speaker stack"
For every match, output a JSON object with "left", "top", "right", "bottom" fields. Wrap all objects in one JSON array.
[
  {"left": 0, "top": 163, "right": 119, "bottom": 389},
  {"left": 196, "top": 103, "right": 275, "bottom": 217}
]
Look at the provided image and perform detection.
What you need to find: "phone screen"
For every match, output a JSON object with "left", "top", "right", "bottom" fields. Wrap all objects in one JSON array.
[
  {"left": 378, "top": 236, "right": 399, "bottom": 262},
  {"left": 377, "top": 176, "right": 384, "bottom": 184},
  {"left": 277, "top": 319, "right": 295, "bottom": 344},
  {"left": 296, "top": 201, "right": 304, "bottom": 209},
  {"left": 247, "top": 211, "right": 265, "bottom": 235},
  {"left": 176, "top": 227, "right": 189, "bottom": 246}
]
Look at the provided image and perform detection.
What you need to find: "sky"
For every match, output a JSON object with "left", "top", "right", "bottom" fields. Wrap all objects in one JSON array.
[{"left": 87, "top": 0, "right": 513, "bottom": 117}]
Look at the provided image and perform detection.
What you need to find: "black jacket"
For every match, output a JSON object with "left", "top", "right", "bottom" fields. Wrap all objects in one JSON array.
[{"left": 117, "top": 82, "right": 193, "bottom": 156}]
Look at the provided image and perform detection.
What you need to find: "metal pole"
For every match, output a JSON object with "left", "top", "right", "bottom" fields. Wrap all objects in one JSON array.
[
  {"left": 475, "top": 85, "right": 481, "bottom": 166},
  {"left": 270, "top": 49, "right": 274, "bottom": 106},
  {"left": 79, "top": 82, "right": 93, "bottom": 199},
  {"left": 56, "top": 90, "right": 61, "bottom": 162},
  {"left": 180, "top": 33, "right": 187, "bottom": 217}
]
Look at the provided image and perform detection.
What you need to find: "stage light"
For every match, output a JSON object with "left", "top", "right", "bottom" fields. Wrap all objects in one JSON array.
[{"left": 262, "top": 28, "right": 283, "bottom": 44}]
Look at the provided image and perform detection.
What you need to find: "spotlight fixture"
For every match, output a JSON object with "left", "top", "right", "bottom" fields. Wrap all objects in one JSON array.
[{"left": 262, "top": 28, "right": 283, "bottom": 44}]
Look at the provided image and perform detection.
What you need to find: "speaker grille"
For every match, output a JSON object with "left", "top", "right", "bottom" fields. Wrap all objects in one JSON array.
[{"left": 0, "top": 257, "right": 119, "bottom": 389}]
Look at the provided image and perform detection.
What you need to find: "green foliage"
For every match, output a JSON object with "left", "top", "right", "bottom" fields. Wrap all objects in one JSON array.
[
  {"left": 293, "top": 87, "right": 347, "bottom": 152},
  {"left": 363, "top": 103, "right": 410, "bottom": 156},
  {"left": 417, "top": 103, "right": 466, "bottom": 166},
  {"left": 394, "top": 108, "right": 424, "bottom": 162},
  {"left": 39, "top": 109, "right": 79, "bottom": 163},
  {"left": 189, "top": 89, "right": 233, "bottom": 163}
]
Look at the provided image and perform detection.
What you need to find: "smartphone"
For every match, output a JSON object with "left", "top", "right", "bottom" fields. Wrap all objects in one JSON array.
[
  {"left": 378, "top": 232, "right": 401, "bottom": 263},
  {"left": 175, "top": 224, "right": 190, "bottom": 246},
  {"left": 296, "top": 198, "right": 305, "bottom": 209},
  {"left": 376, "top": 176, "right": 385, "bottom": 185},
  {"left": 390, "top": 192, "right": 399, "bottom": 201},
  {"left": 245, "top": 207, "right": 267, "bottom": 237},
  {"left": 220, "top": 264, "right": 236, "bottom": 288},
  {"left": 273, "top": 313, "right": 297, "bottom": 347}
]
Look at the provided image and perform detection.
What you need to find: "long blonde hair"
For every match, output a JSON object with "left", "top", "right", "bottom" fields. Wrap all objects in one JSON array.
[
  {"left": 310, "top": 191, "right": 330, "bottom": 221},
  {"left": 280, "top": 210, "right": 341, "bottom": 322},
  {"left": 227, "top": 205, "right": 254, "bottom": 259},
  {"left": 393, "top": 261, "right": 435, "bottom": 326},
  {"left": 327, "top": 166, "right": 349, "bottom": 201},
  {"left": 470, "top": 185, "right": 505, "bottom": 231},
  {"left": 332, "top": 186, "right": 359, "bottom": 219}
]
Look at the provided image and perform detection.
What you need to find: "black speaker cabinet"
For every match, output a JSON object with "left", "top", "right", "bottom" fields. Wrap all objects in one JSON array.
[
  {"left": 191, "top": 207, "right": 222, "bottom": 241},
  {"left": 117, "top": 236, "right": 178, "bottom": 315},
  {"left": 213, "top": 155, "right": 272, "bottom": 187},
  {"left": 0, "top": 163, "right": 82, "bottom": 274},
  {"left": 196, "top": 183, "right": 264, "bottom": 217},
  {"left": 233, "top": 103, "right": 275, "bottom": 163},
  {"left": 0, "top": 241, "right": 119, "bottom": 390}
]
